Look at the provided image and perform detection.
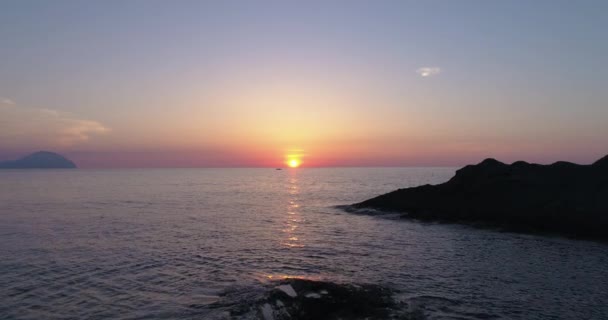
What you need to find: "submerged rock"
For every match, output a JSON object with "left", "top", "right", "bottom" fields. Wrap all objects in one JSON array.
[
  {"left": 276, "top": 284, "right": 298, "bottom": 298},
  {"left": 261, "top": 303, "right": 275, "bottom": 320},
  {"left": 265, "top": 279, "right": 397, "bottom": 320},
  {"left": 351, "top": 155, "right": 608, "bottom": 239},
  {"left": 215, "top": 278, "right": 418, "bottom": 320}
]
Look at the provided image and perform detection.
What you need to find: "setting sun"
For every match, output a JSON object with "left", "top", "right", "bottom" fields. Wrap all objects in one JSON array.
[{"left": 288, "top": 159, "right": 301, "bottom": 168}]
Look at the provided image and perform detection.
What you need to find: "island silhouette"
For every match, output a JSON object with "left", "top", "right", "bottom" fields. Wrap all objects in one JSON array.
[
  {"left": 0, "top": 151, "right": 77, "bottom": 169},
  {"left": 350, "top": 155, "right": 608, "bottom": 239}
]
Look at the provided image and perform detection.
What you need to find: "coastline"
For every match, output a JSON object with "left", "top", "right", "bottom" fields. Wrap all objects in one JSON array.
[{"left": 349, "top": 156, "right": 608, "bottom": 240}]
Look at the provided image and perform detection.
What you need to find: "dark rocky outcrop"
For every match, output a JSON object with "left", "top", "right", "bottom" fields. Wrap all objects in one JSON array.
[
  {"left": 351, "top": 155, "right": 608, "bottom": 239},
  {"left": 0, "top": 151, "right": 77, "bottom": 169},
  {"left": 217, "top": 278, "right": 418, "bottom": 320}
]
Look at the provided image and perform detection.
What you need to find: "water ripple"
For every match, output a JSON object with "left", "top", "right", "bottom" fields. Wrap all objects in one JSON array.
[{"left": 1, "top": 168, "right": 607, "bottom": 319}]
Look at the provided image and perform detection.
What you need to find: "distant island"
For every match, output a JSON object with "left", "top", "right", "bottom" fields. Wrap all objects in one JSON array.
[
  {"left": 0, "top": 151, "right": 77, "bottom": 169},
  {"left": 350, "top": 155, "right": 608, "bottom": 239}
]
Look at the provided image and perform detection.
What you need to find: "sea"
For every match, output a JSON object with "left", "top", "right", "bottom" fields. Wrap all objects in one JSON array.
[{"left": 1, "top": 168, "right": 607, "bottom": 319}]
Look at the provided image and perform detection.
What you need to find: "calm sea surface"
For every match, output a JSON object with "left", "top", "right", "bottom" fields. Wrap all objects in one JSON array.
[{"left": 1, "top": 168, "right": 607, "bottom": 319}]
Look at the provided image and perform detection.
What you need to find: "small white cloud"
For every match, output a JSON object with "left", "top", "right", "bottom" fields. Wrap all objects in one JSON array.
[
  {"left": 0, "top": 103, "right": 110, "bottom": 148},
  {"left": 416, "top": 67, "right": 441, "bottom": 77},
  {"left": 1, "top": 97, "right": 16, "bottom": 105}
]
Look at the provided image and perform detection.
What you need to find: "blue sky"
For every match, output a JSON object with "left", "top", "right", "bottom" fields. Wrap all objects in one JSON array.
[{"left": 1, "top": 1, "right": 607, "bottom": 167}]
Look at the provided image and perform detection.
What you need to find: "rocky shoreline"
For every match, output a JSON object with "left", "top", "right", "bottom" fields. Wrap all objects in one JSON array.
[{"left": 351, "top": 155, "right": 608, "bottom": 240}]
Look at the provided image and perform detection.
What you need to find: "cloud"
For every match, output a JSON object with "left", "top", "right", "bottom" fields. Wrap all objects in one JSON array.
[
  {"left": 1, "top": 97, "right": 16, "bottom": 105},
  {"left": 0, "top": 102, "right": 110, "bottom": 149},
  {"left": 416, "top": 67, "right": 441, "bottom": 77}
]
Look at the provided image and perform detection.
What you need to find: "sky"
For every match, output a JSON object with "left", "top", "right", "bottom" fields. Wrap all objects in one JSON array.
[{"left": 1, "top": 0, "right": 607, "bottom": 168}]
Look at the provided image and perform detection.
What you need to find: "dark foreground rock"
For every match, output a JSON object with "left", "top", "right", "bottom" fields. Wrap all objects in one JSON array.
[
  {"left": 216, "top": 278, "right": 421, "bottom": 320},
  {"left": 352, "top": 155, "right": 608, "bottom": 239},
  {"left": 0, "top": 151, "right": 76, "bottom": 169}
]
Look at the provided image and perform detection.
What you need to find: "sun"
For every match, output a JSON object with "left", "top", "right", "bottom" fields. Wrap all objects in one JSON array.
[{"left": 288, "top": 159, "right": 301, "bottom": 168}]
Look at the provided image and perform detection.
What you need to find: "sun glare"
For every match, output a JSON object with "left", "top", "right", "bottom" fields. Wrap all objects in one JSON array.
[{"left": 288, "top": 159, "right": 301, "bottom": 168}]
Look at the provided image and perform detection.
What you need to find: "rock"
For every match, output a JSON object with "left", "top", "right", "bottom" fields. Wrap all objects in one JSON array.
[
  {"left": 261, "top": 303, "right": 275, "bottom": 320},
  {"left": 0, "top": 151, "right": 76, "bottom": 169},
  {"left": 213, "top": 278, "right": 407, "bottom": 319},
  {"left": 276, "top": 284, "right": 298, "bottom": 298},
  {"left": 263, "top": 279, "right": 400, "bottom": 320},
  {"left": 351, "top": 155, "right": 608, "bottom": 240}
]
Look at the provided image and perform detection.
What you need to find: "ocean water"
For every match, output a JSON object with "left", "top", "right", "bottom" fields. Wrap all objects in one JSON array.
[{"left": 1, "top": 168, "right": 607, "bottom": 320}]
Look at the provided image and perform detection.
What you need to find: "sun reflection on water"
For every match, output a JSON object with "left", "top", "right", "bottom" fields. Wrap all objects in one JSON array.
[
  {"left": 282, "top": 172, "right": 305, "bottom": 248},
  {"left": 252, "top": 273, "right": 326, "bottom": 284}
]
